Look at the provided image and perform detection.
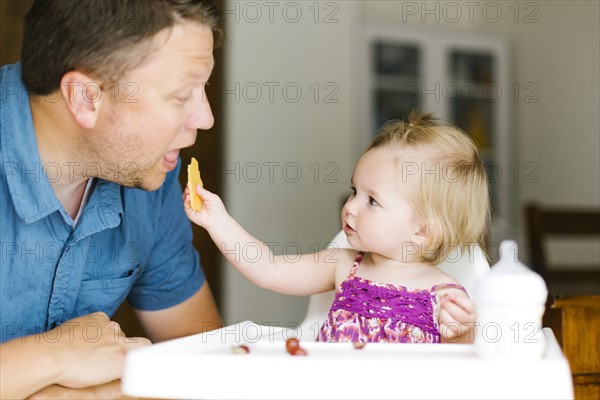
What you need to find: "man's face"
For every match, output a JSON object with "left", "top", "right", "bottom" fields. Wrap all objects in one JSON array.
[{"left": 90, "top": 22, "right": 215, "bottom": 191}]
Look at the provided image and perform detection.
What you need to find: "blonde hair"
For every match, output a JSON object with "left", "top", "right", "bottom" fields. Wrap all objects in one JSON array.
[{"left": 368, "top": 111, "right": 491, "bottom": 263}]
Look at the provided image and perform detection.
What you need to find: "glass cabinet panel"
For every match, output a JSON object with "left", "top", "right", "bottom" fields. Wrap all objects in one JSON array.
[
  {"left": 373, "top": 42, "right": 421, "bottom": 130},
  {"left": 448, "top": 51, "right": 495, "bottom": 156},
  {"left": 448, "top": 50, "right": 498, "bottom": 213}
]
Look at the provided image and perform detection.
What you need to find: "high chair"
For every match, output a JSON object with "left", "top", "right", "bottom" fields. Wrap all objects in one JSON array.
[
  {"left": 122, "top": 233, "right": 576, "bottom": 400},
  {"left": 298, "top": 230, "right": 490, "bottom": 340}
]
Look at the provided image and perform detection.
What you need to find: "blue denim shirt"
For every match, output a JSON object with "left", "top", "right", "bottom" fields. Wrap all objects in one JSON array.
[{"left": 0, "top": 63, "right": 205, "bottom": 342}]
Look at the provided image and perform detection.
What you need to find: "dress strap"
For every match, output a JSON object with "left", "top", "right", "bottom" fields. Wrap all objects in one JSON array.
[
  {"left": 348, "top": 251, "right": 365, "bottom": 277},
  {"left": 431, "top": 283, "right": 468, "bottom": 294}
]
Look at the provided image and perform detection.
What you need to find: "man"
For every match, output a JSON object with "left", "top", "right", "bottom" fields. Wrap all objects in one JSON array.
[{"left": 0, "top": 1, "right": 224, "bottom": 397}]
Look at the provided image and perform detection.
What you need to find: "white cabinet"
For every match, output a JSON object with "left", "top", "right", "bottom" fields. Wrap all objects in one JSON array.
[{"left": 360, "top": 24, "right": 513, "bottom": 227}]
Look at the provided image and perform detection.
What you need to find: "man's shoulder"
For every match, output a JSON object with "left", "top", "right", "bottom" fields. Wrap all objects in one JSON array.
[
  {"left": 1, "top": 62, "right": 23, "bottom": 86},
  {"left": 0, "top": 62, "right": 12, "bottom": 79},
  {"left": 1, "top": 62, "right": 31, "bottom": 138}
]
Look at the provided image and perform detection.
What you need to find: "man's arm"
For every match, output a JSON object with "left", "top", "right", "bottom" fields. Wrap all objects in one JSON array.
[
  {"left": 27, "top": 380, "right": 124, "bottom": 400},
  {"left": 0, "top": 313, "right": 150, "bottom": 399},
  {"left": 1, "top": 334, "right": 61, "bottom": 399},
  {"left": 134, "top": 282, "right": 223, "bottom": 343}
]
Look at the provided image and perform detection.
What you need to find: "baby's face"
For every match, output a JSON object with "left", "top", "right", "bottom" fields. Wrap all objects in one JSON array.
[{"left": 341, "top": 146, "right": 426, "bottom": 261}]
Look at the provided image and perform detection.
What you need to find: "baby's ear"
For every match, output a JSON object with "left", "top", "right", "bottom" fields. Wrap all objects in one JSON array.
[{"left": 412, "top": 225, "right": 428, "bottom": 245}]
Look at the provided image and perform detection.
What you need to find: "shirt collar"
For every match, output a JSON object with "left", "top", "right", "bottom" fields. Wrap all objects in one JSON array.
[
  {"left": 1, "top": 63, "right": 65, "bottom": 224},
  {"left": 71, "top": 178, "right": 124, "bottom": 241},
  {"left": 1, "top": 63, "right": 123, "bottom": 228}
]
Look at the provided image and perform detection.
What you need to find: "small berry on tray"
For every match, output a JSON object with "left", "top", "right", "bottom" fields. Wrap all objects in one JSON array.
[
  {"left": 285, "top": 338, "right": 300, "bottom": 354},
  {"left": 291, "top": 347, "right": 307, "bottom": 356},
  {"left": 230, "top": 345, "right": 250, "bottom": 354},
  {"left": 352, "top": 342, "right": 366, "bottom": 350},
  {"left": 286, "top": 337, "right": 307, "bottom": 356}
]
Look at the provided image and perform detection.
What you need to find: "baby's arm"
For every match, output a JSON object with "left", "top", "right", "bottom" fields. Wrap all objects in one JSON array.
[
  {"left": 184, "top": 185, "right": 343, "bottom": 296},
  {"left": 437, "top": 291, "right": 476, "bottom": 344}
]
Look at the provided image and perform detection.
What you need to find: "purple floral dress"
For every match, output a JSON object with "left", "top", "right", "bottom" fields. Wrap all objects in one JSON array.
[{"left": 318, "top": 251, "right": 467, "bottom": 343}]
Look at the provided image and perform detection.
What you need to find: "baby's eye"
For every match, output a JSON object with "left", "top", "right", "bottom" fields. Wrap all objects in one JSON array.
[
  {"left": 349, "top": 186, "right": 356, "bottom": 196},
  {"left": 368, "top": 196, "right": 379, "bottom": 206}
]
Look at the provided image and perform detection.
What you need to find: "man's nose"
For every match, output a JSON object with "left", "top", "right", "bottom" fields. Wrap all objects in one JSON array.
[{"left": 186, "top": 88, "right": 214, "bottom": 131}]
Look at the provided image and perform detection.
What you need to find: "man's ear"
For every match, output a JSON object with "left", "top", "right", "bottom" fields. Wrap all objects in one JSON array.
[{"left": 60, "top": 71, "right": 103, "bottom": 129}]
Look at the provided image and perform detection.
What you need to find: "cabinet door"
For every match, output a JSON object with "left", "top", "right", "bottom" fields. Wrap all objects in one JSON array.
[
  {"left": 446, "top": 48, "right": 501, "bottom": 214},
  {"left": 441, "top": 34, "right": 512, "bottom": 224},
  {"left": 372, "top": 41, "right": 422, "bottom": 131}
]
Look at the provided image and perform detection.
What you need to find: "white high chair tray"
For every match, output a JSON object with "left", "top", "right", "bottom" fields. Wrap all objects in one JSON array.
[{"left": 122, "top": 321, "right": 573, "bottom": 400}]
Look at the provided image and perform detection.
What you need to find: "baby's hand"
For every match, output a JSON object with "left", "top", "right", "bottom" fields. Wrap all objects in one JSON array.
[
  {"left": 438, "top": 293, "right": 476, "bottom": 343},
  {"left": 183, "top": 185, "right": 228, "bottom": 231}
]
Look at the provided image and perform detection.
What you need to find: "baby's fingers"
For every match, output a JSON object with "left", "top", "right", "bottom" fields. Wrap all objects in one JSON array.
[
  {"left": 441, "top": 296, "right": 474, "bottom": 323},
  {"left": 194, "top": 184, "right": 216, "bottom": 199},
  {"left": 439, "top": 308, "right": 469, "bottom": 340},
  {"left": 184, "top": 185, "right": 215, "bottom": 210},
  {"left": 449, "top": 295, "right": 476, "bottom": 315},
  {"left": 183, "top": 188, "right": 194, "bottom": 211}
]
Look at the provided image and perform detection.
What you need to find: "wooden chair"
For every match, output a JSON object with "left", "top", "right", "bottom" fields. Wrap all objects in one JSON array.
[
  {"left": 525, "top": 202, "right": 600, "bottom": 295},
  {"left": 527, "top": 203, "right": 600, "bottom": 399},
  {"left": 544, "top": 295, "right": 600, "bottom": 400}
]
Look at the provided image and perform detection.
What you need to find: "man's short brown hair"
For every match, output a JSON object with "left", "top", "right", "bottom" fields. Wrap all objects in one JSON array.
[{"left": 21, "top": 0, "right": 224, "bottom": 95}]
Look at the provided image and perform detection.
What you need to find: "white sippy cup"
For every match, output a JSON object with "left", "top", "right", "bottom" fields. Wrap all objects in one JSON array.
[{"left": 473, "top": 240, "right": 548, "bottom": 358}]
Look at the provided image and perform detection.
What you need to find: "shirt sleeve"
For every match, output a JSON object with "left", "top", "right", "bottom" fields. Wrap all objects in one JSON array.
[{"left": 126, "top": 160, "right": 205, "bottom": 311}]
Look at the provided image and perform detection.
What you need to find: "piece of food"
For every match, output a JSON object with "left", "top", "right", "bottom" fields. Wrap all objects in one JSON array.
[
  {"left": 187, "top": 157, "right": 203, "bottom": 211},
  {"left": 291, "top": 347, "right": 307, "bottom": 356},
  {"left": 285, "top": 338, "right": 300, "bottom": 354},
  {"left": 285, "top": 338, "right": 307, "bottom": 356},
  {"left": 352, "top": 342, "right": 366, "bottom": 350},
  {"left": 230, "top": 345, "right": 250, "bottom": 354}
]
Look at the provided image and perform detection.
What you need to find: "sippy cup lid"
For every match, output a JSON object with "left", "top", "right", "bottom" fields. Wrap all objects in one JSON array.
[{"left": 473, "top": 241, "right": 548, "bottom": 306}]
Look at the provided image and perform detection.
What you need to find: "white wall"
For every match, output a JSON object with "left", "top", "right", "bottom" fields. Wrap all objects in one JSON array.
[
  {"left": 505, "top": 1, "right": 600, "bottom": 208},
  {"left": 222, "top": 1, "right": 599, "bottom": 324},
  {"left": 222, "top": 1, "right": 362, "bottom": 325},
  {"left": 502, "top": 1, "right": 600, "bottom": 265}
]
